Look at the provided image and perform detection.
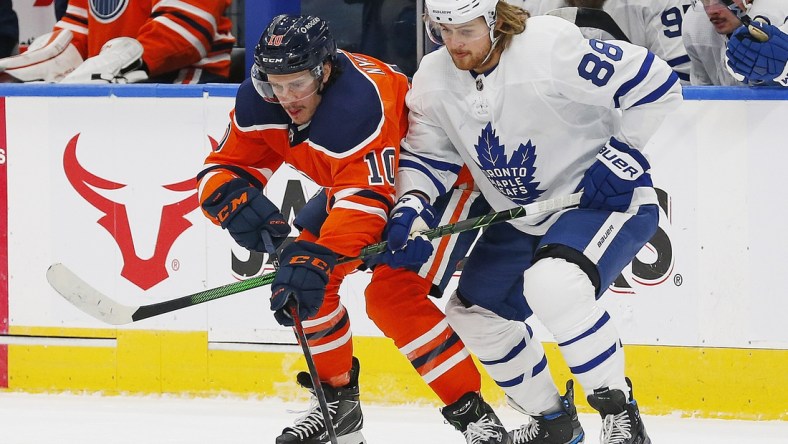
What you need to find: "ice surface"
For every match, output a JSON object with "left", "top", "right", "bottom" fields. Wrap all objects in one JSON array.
[{"left": 0, "top": 391, "right": 785, "bottom": 443}]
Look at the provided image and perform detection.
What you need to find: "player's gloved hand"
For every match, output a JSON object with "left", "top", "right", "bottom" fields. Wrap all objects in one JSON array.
[
  {"left": 383, "top": 193, "right": 437, "bottom": 267},
  {"left": 61, "top": 37, "right": 149, "bottom": 84},
  {"left": 0, "top": 30, "right": 83, "bottom": 82},
  {"left": 580, "top": 138, "right": 652, "bottom": 212},
  {"left": 378, "top": 236, "right": 435, "bottom": 269},
  {"left": 270, "top": 240, "right": 337, "bottom": 326},
  {"left": 726, "top": 22, "right": 788, "bottom": 86},
  {"left": 201, "top": 178, "right": 291, "bottom": 252}
]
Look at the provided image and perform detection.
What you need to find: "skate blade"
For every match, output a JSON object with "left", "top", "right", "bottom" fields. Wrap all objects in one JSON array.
[{"left": 335, "top": 430, "right": 366, "bottom": 444}]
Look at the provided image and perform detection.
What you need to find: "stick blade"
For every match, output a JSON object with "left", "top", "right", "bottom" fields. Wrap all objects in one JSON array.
[{"left": 46, "top": 263, "right": 136, "bottom": 325}]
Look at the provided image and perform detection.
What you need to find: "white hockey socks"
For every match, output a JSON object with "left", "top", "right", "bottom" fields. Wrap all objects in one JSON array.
[
  {"left": 445, "top": 293, "right": 563, "bottom": 415},
  {"left": 524, "top": 257, "right": 628, "bottom": 398}
]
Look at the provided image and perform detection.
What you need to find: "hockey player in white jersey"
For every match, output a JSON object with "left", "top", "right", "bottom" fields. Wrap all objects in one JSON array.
[
  {"left": 726, "top": 19, "right": 788, "bottom": 85},
  {"left": 683, "top": 0, "right": 788, "bottom": 85},
  {"left": 384, "top": 0, "right": 682, "bottom": 443},
  {"left": 521, "top": 0, "right": 693, "bottom": 82}
]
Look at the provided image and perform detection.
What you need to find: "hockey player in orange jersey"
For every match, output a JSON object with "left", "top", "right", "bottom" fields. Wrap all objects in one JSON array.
[
  {"left": 196, "top": 14, "right": 506, "bottom": 444},
  {"left": 0, "top": 0, "right": 234, "bottom": 83}
]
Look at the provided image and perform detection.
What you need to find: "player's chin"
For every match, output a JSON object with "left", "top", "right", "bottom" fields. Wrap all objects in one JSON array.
[{"left": 450, "top": 55, "right": 476, "bottom": 71}]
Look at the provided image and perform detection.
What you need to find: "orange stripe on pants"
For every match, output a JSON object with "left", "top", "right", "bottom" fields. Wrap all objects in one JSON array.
[{"left": 365, "top": 264, "right": 481, "bottom": 405}]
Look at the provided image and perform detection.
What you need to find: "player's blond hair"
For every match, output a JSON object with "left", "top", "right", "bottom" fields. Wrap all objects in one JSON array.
[{"left": 494, "top": 1, "right": 529, "bottom": 51}]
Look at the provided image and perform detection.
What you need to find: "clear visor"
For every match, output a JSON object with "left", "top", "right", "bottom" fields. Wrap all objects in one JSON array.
[
  {"left": 691, "top": 0, "right": 745, "bottom": 12},
  {"left": 250, "top": 65, "right": 322, "bottom": 104},
  {"left": 425, "top": 16, "right": 492, "bottom": 46}
]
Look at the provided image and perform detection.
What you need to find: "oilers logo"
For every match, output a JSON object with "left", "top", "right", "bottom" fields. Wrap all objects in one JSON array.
[{"left": 90, "top": 0, "right": 129, "bottom": 24}]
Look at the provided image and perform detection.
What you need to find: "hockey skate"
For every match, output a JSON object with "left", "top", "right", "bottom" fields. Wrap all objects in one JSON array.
[
  {"left": 441, "top": 391, "right": 512, "bottom": 444},
  {"left": 587, "top": 377, "right": 651, "bottom": 444},
  {"left": 508, "top": 380, "right": 585, "bottom": 444},
  {"left": 276, "top": 357, "right": 365, "bottom": 444}
]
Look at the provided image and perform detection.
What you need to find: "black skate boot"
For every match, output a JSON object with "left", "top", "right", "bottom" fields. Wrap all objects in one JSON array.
[
  {"left": 276, "top": 357, "right": 365, "bottom": 444},
  {"left": 441, "top": 391, "right": 512, "bottom": 444},
  {"left": 587, "top": 377, "right": 651, "bottom": 444},
  {"left": 508, "top": 380, "right": 585, "bottom": 444}
]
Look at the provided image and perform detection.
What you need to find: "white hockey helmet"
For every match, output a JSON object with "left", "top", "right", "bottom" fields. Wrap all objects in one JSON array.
[
  {"left": 425, "top": 0, "right": 499, "bottom": 45},
  {"left": 426, "top": 0, "right": 499, "bottom": 26}
]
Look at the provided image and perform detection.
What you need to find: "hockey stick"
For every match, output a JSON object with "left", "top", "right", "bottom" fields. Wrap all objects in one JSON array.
[
  {"left": 261, "top": 232, "right": 339, "bottom": 444},
  {"left": 46, "top": 192, "right": 581, "bottom": 325},
  {"left": 718, "top": 0, "right": 769, "bottom": 41}
]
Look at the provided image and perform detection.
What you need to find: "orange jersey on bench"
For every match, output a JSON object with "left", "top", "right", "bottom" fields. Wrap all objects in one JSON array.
[{"left": 55, "top": 0, "right": 234, "bottom": 79}]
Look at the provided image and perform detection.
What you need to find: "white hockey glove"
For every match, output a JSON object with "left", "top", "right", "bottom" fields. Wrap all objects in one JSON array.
[
  {"left": 61, "top": 37, "right": 148, "bottom": 84},
  {"left": 0, "top": 30, "right": 83, "bottom": 82}
]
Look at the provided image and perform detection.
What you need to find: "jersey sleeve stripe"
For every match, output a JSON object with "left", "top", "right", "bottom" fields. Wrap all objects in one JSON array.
[
  {"left": 403, "top": 148, "right": 463, "bottom": 174},
  {"left": 674, "top": 71, "right": 690, "bottom": 82},
  {"left": 666, "top": 54, "right": 691, "bottom": 68},
  {"left": 194, "top": 53, "right": 231, "bottom": 66},
  {"left": 153, "top": 16, "right": 207, "bottom": 56},
  {"left": 153, "top": 10, "right": 213, "bottom": 44},
  {"left": 196, "top": 164, "right": 266, "bottom": 189},
  {"left": 399, "top": 159, "right": 448, "bottom": 196},
  {"left": 330, "top": 188, "right": 393, "bottom": 212},
  {"left": 331, "top": 200, "right": 388, "bottom": 222},
  {"left": 632, "top": 71, "right": 680, "bottom": 107},
  {"left": 613, "top": 51, "right": 655, "bottom": 108},
  {"left": 153, "top": 0, "right": 219, "bottom": 34},
  {"left": 62, "top": 13, "right": 87, "bottom": 25},
  {"left": 56, "top": 21, "right": 88, "bottom": 35},
  {"left": 64, "top": 5, "right": 87, "bottom": 19}
]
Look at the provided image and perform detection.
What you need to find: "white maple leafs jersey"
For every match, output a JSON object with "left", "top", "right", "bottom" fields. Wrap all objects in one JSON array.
[
  {"left": 683, "top": 0, "right": 788, "bottom": 85},
  {"left": 524, "top": 0, "right": 693, "bottom": 83},
  {"left": 399, "top": 16, "right": 682, "bottom": 236}
]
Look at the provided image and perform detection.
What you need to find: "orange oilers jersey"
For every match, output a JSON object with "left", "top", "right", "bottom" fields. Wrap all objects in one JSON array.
[
  {"left": 198, "top": 50, "right": 411, "bottom": 257},
  {"left": 55, "top": 0, "right": 235, "bottom": 81}
]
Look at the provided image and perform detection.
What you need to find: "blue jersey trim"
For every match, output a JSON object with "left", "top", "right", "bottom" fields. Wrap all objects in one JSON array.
[
  {"left": 614, "top": 52, "right": 654, "bottom": 108},
  {"left": 402, "top": 148, "right": 462, "bottom": 174},
  {"left": 3, "top": 83, "right": 788, "bottom": 101},
  {"left": 632, "top": 71, "right": 679, "bottom": 107},
  {"left": 667, "top": 54, "right": 691, "bottom": 68},
  {"left": 399, "top": 159, "right": 448, "bottom": 196}
]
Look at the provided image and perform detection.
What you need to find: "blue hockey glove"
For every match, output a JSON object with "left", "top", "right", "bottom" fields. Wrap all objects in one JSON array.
[
  {"left": 202, "top": 178, "right": 291, "bottom": 252},
  {"left": 378, "top": 236, "right": 435, "bottom": 270},
  {"left": 580, "top": 138, "right": 652, "bottom": 212},
  {"left": 386, "top": 193, "right": 437, "bottom": 250},
  {"left": 726, "top": 22, "right": 788, "bottom": 85},
  {"left": 270, "top": 240, "right": 337, "bottom": 326}
]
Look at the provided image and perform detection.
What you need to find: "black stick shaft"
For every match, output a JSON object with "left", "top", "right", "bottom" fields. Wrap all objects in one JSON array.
[{"left": 290, "top": 304, "right": 339, "bottom": 444}]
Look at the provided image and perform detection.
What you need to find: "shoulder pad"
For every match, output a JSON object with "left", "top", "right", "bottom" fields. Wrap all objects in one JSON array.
[{"left": 234, "top": 78, "right": 290, "bottom": 129}]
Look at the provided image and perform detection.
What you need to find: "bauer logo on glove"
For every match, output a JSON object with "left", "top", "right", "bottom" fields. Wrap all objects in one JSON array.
[{"left": 596, "top": 143, "right": 644, "bottom": 180}]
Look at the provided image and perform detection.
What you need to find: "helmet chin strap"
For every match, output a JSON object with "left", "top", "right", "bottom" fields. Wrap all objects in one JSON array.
[{"left": 474, "top": 35, "right": 500, "bottom": 71}]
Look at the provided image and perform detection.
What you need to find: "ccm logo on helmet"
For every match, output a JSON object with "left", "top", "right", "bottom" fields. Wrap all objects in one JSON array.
[{"left": 261, "top": 57, "right": 284, "bottom": 64}]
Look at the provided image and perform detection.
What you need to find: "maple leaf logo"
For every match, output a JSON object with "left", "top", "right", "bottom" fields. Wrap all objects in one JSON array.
[{"left": 474, "top": 122, "right": 544, "bottom": 205}]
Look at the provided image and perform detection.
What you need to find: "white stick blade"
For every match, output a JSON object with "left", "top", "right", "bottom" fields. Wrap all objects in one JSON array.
[{"left": 46, "top": 263, "right": 135, "bottom": 325}]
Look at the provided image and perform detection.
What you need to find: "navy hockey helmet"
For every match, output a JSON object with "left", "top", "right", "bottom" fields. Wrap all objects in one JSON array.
[{"left": 251, "top": 15, "right": 337, "bottom": 102}]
